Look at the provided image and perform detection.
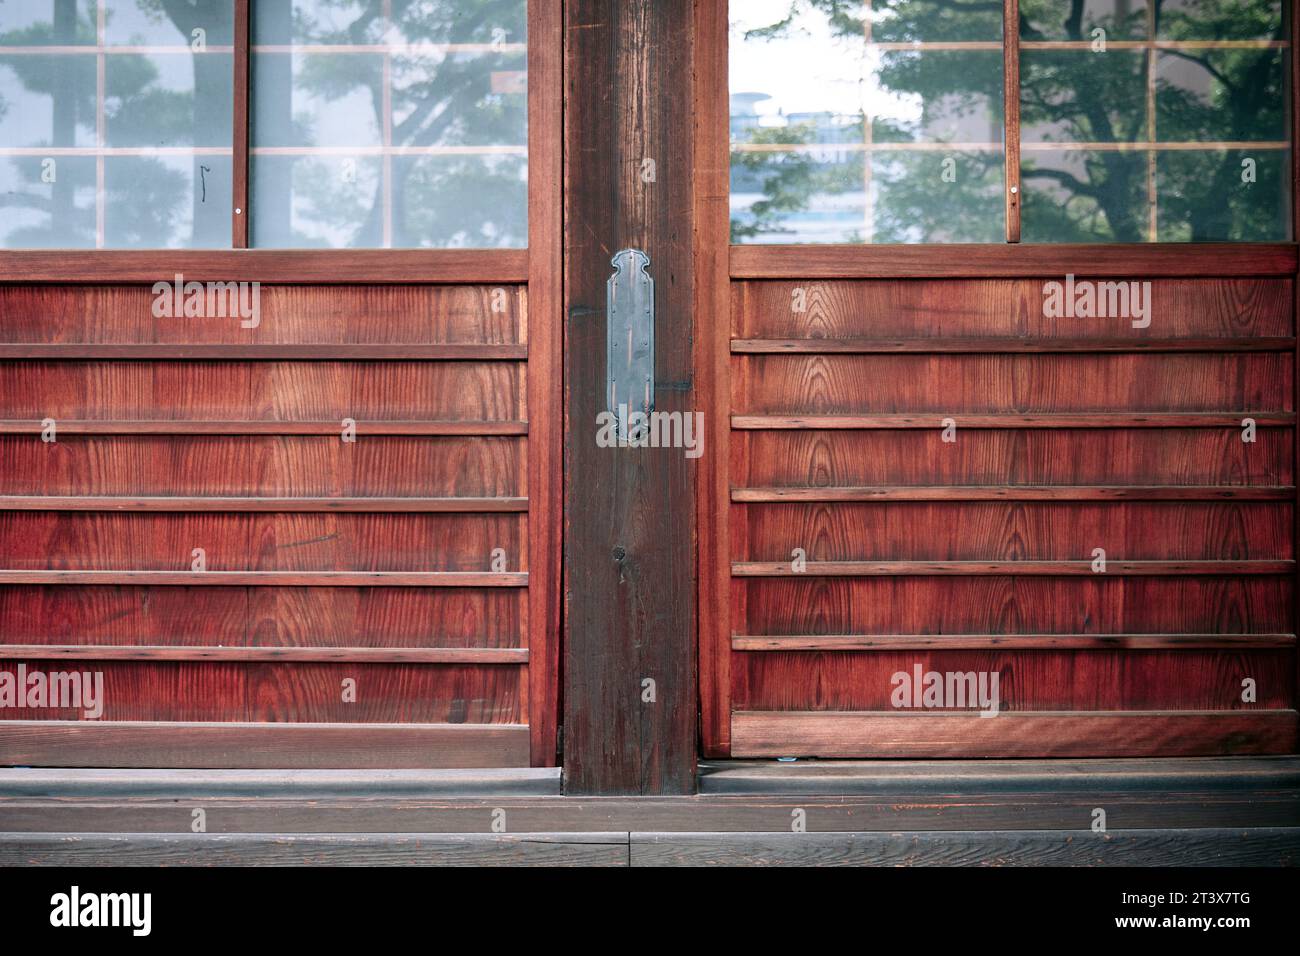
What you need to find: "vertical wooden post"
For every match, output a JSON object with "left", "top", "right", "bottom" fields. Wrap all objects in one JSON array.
[{"left": 563, "top": 0, "right": 698, "bottom": 794}]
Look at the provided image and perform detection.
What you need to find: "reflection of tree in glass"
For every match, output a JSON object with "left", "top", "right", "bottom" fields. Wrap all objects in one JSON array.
[
  {"left": 0, "top": 2, "right": 98, "bottom": 246},
  {"left": 269, "top": 0, "right": 527, "bottom": 248},
  {"left": 0, "top": 0, "right": 226, "bottom": 247},
  {"left": 732, "top": 0, "right": 1289, "bottom": 243}
]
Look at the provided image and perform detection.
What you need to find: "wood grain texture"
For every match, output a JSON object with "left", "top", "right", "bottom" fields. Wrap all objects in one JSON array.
[
  {"left": 731, "top": 711, "right": 1300, "bottom": 758},
  {"left": 563, "top": 0, "right": 697, "bottom": 794},
  {"left": 734, "top": 278, "right": 1292, "bottom": 339},
  {"left": 0, "top": 285, "right": 524, "bottom": 344},
  {"left": 730, "top": 244, "right": 1299, "bottom": 279},
  {"left": 0, "top": 721, "right": 531, "bottom": 768},
  {"left": 0, "top": 250, "right": 529, "bottom": 283},
  {"left": 526, "top": 0, "right": 563, "bottom": 768},
  {"left": 0, "top": 585, "right": 525, "bottom": 648},
  {"left": 708, "top": 269, "right": 1298, "bottom": 757},
  {"left": 0, "top": 435, "right": 524, "bottom": 497},
  {"left": 695, "top": 0, "right": 733, "bottom": 761},
  {"left": 628, "top": 828, "right": 1300, "bottom": 866},
  {"left": 3, "top": 790, "right": 1294, "bottom": 833},
  {"left": 731, "top": 633, "right": 1297, "bottom": 651},
  {"left": 0, "top": 832, "right": 628, "bottom": 866}
]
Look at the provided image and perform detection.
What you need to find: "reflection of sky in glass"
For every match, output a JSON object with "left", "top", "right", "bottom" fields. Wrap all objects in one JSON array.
[{"left": 730, "top": 0, "right": 921, "bottom": 129}]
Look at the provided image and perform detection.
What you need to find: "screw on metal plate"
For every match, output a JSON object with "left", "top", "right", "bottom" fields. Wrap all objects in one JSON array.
[{"left": 606, "top": 248, "right": 654, "bottom": 442}]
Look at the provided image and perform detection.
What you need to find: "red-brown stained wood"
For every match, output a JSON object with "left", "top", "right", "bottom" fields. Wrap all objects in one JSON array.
[
  {"left": 525, "top": 0, "right": 563, "bottom": 767},
  {"left": 0, "top": 721, "right": 530, "bottom": 769},
  {"left": 704, "top": 268, "right": 1298, "bottom": 757},
  {"left": 731, "top": 710, "right": 1300, "bottom": 758},
  {"left": 0, "top": 285, "right": 524, "bottom": 344},
  {"left": 0, "top": 436, "right": 523, "bottom": 497},
  {"left": 0, "top": 661, "right": 523, "bottom": 723},
  {"left": 0, "top": 586, "right": 524, "bottom": 648}
]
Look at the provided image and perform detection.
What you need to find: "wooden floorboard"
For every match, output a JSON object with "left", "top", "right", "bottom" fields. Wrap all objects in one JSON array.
[
  {"left": 628, "top": 828, "right": 1300, "bottom": 867},
  {"left": 0, "top": 832, "right": 629, "bottom": 867}
]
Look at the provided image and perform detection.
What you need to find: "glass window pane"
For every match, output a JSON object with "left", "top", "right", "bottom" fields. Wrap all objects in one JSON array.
[
  {"left": 250, "top": 0, "right": 528, "bottom": 249},
  {"left": 730, "top": 0, "right": 1004, "bottom": 244},
  {"left": 1020, "top": 0, "right": 1149, "bottom": 41},
  {"left": 1020, "top": 0, "right": 1292, "bottom": 242},
  {"left": 0, "top": 0, "right": 232, "bottom": 249}
]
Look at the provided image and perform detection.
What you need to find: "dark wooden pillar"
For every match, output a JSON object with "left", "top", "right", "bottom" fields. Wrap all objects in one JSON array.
[{"left": 562, "top": 0, "right": 698, "bottom": 794}]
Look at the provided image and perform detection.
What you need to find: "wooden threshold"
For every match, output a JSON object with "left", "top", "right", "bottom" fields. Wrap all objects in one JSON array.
[
  {"left": 0, "top": 249, "right": 529, "bottom": 284},
  {"left": 0, "top": 720, "right": 531, "bottom": 769},
  {"left": 731, "top": 710, "right": 1300, "bottom": 758},
  {"left": 0, "top": 645, "right": 528, "bottom": 664},
  {"left": 729, "top": 243, "right": 1299, "bottom": 278},
  {"left": 732, "top": 485, "right": 1295, "bottom": 502},
  {"left": 731, "top": 633, "right": 1297, "bottom": 651}
]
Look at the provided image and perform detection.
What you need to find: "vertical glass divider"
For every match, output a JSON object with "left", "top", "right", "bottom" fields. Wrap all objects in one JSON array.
[
  {"left": 96, "top": 1, "right": 106, "bottom": 249},
  {"left": 1003, "top": 0, "right": 1021, "bottom": 242},
  {"left": 862, "top": 2, "right": 873, "bottom": 243},
  {"left": 233, "top": 0, "right": 250, "bottom": 248},
  {"left": 1146, "top": 2, "right": 1158, "bottom": 241}
]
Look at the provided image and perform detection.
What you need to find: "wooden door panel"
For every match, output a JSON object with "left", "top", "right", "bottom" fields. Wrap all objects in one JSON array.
[
  {"left": 0, "top": 274, "right": 549, "bottom": 768},
  {"left": 707, "top": 273, "right": 1299, "bottom": 758},
  {"left": 737, "top": 503, "right": 1293, "bottom": 561},
  {"left": 0, "top": 586, "right": 523, "bottom": 649},
  {"left": 0, "top": 436, "right": 524, "bottom": 497},
  {"left": 739, "top": 430, "right": 1291, "bottom": 487},
  {"left": 736, "top": 577, "right": 1295, "bottom": 636},
  {"left": 0, "top": 284, "right": 524, "bottom": 345},
  {"left": 0, "top": 661, "right": 523, "bottom": 723}
]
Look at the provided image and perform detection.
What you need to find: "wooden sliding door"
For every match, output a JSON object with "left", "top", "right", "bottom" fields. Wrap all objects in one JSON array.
[
  {"left": 0, "top": 0, "right": 560, "bottom": 769},
  {"left": 696, "top": 0, "right": 1300, "bottom": 759}
]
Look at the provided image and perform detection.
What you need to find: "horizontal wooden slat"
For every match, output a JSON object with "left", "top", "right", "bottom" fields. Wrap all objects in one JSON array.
[
  {"left": 0, "top": 420, "right": 529, "bottom": 435},
  {"left": 0, "top": 496, "right": 528, "bottom": 513},
  {"left": 0, "top": 344, "right": 530, "bottom": 360},
  {"left": 732, "top": 633, "right": 1297, "bottom": 650},
  {"left": 729, "top": 243, "right": 1300, "bottom": 278},
  {"left": 733, "top": 485, "right": 1295, "bottom": 501},
  {"left": 731, "top": 560, "right": 1294, "bottom": 576},
  {"left": 0, "top": 644, "right": 528, "bottom": 663},
  {"left": 733, "top": 413, "right": 1293, "bottom": 429},
  {"left": 0, "top": 250, "right": 530, "bottom": 284},
  {"left": 732, "top": 337, "right": 1298, "bottom": 354},
  {"left": 0, "top": 720, "right": 531, "bottom": 768},
  {"left": 731, "top": 710, "right": 1300, "bottom": 758},
  {"left": 0, "top": 571, "right": 529, "bottom": 586}
]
